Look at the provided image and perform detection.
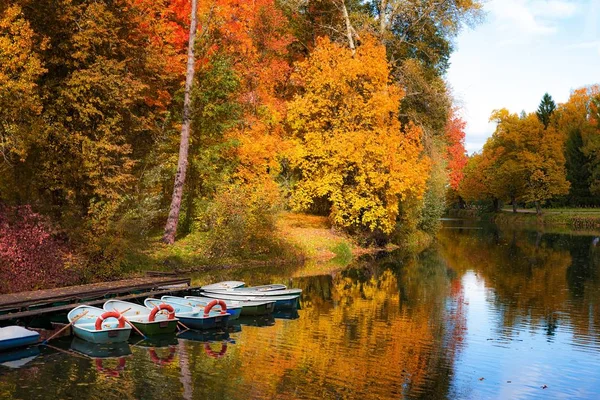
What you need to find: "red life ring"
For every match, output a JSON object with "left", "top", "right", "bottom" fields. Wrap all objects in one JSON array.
[
  {"left": 203, "top": 299, "right": 227, "bottom": 317},
  {"left": 95, "top": 357, "right": 127, "bottom": 377},
  {"left": 95, "top": 311, "right": 126, "bottom": 330},
  {"left": 148, "top": 346, "right": 177, "bottom": 366},
  {"left": 148, "top": 303, "right": 175, "bottom": 322},
  {"left": 204, "top": 342, "right": 228, "bottom": 359}
]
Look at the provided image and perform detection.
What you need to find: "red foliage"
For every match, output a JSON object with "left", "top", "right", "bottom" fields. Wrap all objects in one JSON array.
[
  {"left": 446, "top": 110, "right": 468, "bottom": 190},
  {"left": 0, "top": 205, "right": 80, "bottom": 293}
]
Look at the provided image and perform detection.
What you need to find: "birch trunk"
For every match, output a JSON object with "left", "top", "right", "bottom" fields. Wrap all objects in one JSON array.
[
  {"left": 163, "top": 0, "right": 198, "bottom": 244},
  {"left": 340, "top": 0, "right": 356, "bottom": 55}
]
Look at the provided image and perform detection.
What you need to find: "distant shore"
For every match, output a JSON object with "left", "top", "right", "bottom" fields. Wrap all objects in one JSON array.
[{"left": 446, "top": 208, "right": 600, "bottom": 231}]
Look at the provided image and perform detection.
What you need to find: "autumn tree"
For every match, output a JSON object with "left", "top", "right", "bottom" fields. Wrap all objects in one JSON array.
[
  {"left": 554, "top": 85, "right": 600, "bottom": 203},
  {"left": 287, "top": 36, "right": 430, "bottom": 235},
  {"left": 0, "top": 5, "right": 46, "bottom": 176},
  {"left": 490, "top": 109, "right": 569, "bottom": 214},
  {"left": 446, "top": 109, "right": 468, "bottom": 190},
  {"left": 536, "top": 93, "right": 556, "bottom": 129}
]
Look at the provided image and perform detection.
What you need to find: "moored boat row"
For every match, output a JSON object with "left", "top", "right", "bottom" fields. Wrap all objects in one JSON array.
[
  {"left": 0, "top": 281, "right": 301, "bottom": 351},
  {"left": 63, "top": 281, "right": 301, "bottom": 345}
]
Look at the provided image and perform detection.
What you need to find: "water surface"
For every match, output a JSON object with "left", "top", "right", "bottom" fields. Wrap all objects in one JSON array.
[{"left": 1, "top": 221, "right": 600, "bottom": 399}]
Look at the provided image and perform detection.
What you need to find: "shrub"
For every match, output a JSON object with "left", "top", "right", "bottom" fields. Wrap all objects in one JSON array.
[{"left": 0, "top": 205, "right": 81, "bottom": 293}]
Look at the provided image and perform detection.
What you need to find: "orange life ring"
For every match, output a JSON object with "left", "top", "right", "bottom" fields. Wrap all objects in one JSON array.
[
  {"left": 148, "top": 303, "right": 176, "bottom": 322},
  {"left": 95, "top": 357, "right": 127, "bottom": 377},
  {"left": 203, "top": 299, "right": 227, "bottom": 317},
  {"left": 204, "top": 342, "right": 228, "bottom": 359},
  {"left": 95, "top": 311, "right": 126, "bottom": 330},
  {"left": 148, "top": 346, "right": 177, "bottom": 366}
]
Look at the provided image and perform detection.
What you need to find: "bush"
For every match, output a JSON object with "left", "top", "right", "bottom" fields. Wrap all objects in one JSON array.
[
  {"left": 0, "top": 205, "right": 81, "bottom": 293},
  {"left": 203, "top": 184, "right": 283, "bottom": 258}
]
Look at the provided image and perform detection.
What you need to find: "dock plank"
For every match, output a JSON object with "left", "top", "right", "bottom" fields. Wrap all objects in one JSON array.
[
  {"left": 0, "top": 277, "right": 190, "bottom": 312},
  {"left": 0, "top": 286, "right": 201, "bottom": 322}
]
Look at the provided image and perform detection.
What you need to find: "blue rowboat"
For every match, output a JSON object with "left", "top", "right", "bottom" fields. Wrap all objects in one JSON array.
[
  {"left": 186, "top": 295, "right": 275, "bottom": 316},
  {"left": 67, "top": 305, "right": 131, "bottom": 344},
  {"left": 201, "top": 292, "right": 300, "bottom": 310},
  {"left": 144, "top": 299, "right": 229, "bottom": 330},
  {"left": 0, "top": 326, "right": 39, "bottom": 351},
  {"left": 161, "top": 295, "right": 242, "bottom": 321}
]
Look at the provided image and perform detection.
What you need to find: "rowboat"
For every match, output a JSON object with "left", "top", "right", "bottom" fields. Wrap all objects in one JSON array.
[
  {"left": 201, "top": 281, "right": 245, "bottom": 290},
  {"left": 103, "top": 300, "right": 178, "bottom": 336},
  {"left": 67, "top": 305, "right": 131, "bottom": 344},
  {"left": 229, "top": 284, "right": 288, "bottom": 292},
  {"left": 161, "top": 295, "right": 242, "bottom": 320},
  {"left": 201, "top": 292, "right": 299, "bottom": 310},
  {"left": 185, "top": 295, "right": 275, "bottom": 316},
  {"left": 201, "top": 281, "right": 288, "bottom": 292},
  {"left": 0, "top": 326, "right": 39, "bottom": 351},
  {"left": 144, "top": 298, "right": 229, "bottom": 330},
  {"left": 202, "top": 287, "right": 302, "bottom": 297}
]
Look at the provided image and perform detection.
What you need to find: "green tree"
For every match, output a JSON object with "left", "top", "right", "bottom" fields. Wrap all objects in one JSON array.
[{"left": 536, "top": 93, "right": 556, "bottom": 129}]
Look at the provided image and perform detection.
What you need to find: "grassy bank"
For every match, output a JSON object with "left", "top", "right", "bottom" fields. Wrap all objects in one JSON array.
[
  {"left": 447, "top": 208, "right": 600, "bottom": 230},
  {"left": 122, "top": 212, "right": 370, "bottom": 275}
]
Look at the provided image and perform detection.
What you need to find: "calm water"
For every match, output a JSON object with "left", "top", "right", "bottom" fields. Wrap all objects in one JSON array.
[{"left": 1, "top": 221, "right": 600, "bottom": 399}]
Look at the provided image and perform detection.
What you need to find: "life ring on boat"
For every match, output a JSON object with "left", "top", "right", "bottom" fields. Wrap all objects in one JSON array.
[
  {"left": 95, "top": 357, "right": 127, "bottom": 377},
  {"left": 148, "top": 346, "right": 177, "bottom": 366},
  {"left": 203, "top": 299, "right": 227, "bottom": 317},
  {"left": 95, "top": 311, "right": 126, "bottom": 330},
  {"left": 204, "top": 341, "right": 227, "bottom": 359},
  {"left": 148, "top": 303, "right": 176, "bottom": 322}
]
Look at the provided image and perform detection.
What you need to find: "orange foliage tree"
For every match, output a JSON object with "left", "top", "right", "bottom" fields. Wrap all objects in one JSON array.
[
  {"left": 445, "top": 109, "right": 468, "bottom": 190},
  {"left": 287, "top": 36, "right": 430, "bottom": 234}
]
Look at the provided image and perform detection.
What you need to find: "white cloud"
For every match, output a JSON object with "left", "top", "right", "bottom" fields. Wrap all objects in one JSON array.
[{"left": 488, "top": 0, "right": 580, "bottom": 36}]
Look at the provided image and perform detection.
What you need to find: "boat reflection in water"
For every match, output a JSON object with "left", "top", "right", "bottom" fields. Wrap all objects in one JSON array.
[
  {"left": 0, "top": 346, "right": 40, "bottom": 370},
  {"left": 70, "top": 337, "right": 132, "bottom": 377}
]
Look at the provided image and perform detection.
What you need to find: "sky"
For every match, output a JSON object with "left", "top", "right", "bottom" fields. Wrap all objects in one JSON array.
[{"left": 447, "top": 0, "right": 600, "bottom": 154}]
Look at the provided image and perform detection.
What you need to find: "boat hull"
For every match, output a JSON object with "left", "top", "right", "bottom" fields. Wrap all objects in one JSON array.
[
  {"left": 130, "top": 320, "right": 178, "bottom": 336},
  {"left": 178, "top": 314, "right": 228, "bottom": 330},
  {"left": 201, "top": 292, "right": 299, "bottom": 310},
  {"left": 164, "top": 296, "right": 242, "bottom": 320},
  {"left": 72, "top": 325, "right": 131, "bottom": 344}
]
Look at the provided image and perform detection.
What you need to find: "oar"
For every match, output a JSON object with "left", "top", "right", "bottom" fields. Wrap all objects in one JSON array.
[
  {"left": 178, "top": 321, "right": 191, "bottom": 331},
  {"left": 42, "top": 310, "right": 89, "bottom": 344},
  {"left": 117, "top": 307, "right": 147, "bottom": 339}
]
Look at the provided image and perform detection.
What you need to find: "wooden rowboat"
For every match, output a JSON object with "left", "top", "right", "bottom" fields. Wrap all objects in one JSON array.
[
  {"left": 161, "top": 296, "right": 242, "bottom": 320},
  {"left": 67, "top": 305, "right": 131, "bottom": 344},
  {"left": 144, "top": 298, "right": 229, "bottom": 331},
  {"left": 103, "top": 300, "right": 178, "bottom": 336}
]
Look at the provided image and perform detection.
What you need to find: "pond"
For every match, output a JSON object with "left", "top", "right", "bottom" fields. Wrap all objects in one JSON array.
[{"left": 1, "top": 220, "right": 600, "bottom": 399}]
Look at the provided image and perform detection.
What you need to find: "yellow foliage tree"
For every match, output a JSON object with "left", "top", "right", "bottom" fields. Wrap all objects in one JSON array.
[{"left": 287, "top": 36, "right": 430, "bottom": 234}]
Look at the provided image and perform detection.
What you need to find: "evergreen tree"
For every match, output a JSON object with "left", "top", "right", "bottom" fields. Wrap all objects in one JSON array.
[{"left": 536, "top": 93, "right": 556, "bottom": 129}]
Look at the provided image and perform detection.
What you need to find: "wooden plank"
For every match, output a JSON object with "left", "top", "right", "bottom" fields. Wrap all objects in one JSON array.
[
  {"left": 0, "top": 286, "right": 201, "bottom": 322},
  {"left": 0, "top": 277, "right": 190, "bottom": 311}
]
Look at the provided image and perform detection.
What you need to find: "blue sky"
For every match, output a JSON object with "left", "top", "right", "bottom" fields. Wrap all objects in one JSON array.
[{"left": 447, "top": 0, "right": 600, "bottom": 153}]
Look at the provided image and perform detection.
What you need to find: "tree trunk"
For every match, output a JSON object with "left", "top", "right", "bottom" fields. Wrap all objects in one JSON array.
[
  {"left": 162, "top": 0, "right": 198, "bottom": 244},
  {"left": 379, "top": 0, "right": 388, "bottom": 35},
  {"left": 493, "top": 198, "right": 500, "bottom": 212},
  {"left": 511, "top": 195, "right": 517, "bottom": 213},
  {"left": 340, "top": 0, "right": 356, "bottom": 55},
  {"left": 535, "top": 200, "right": 542, "bottom": 215}
]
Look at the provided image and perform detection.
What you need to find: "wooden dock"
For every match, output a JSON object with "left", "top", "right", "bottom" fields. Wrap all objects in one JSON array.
[{"left": 0, "top": 276, "right": 193, "bottom": 322}]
